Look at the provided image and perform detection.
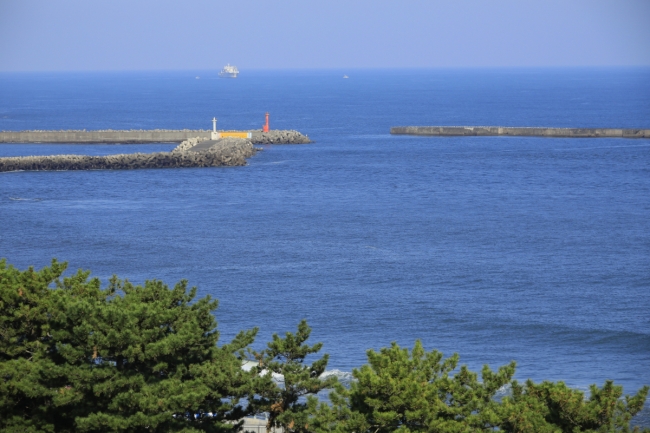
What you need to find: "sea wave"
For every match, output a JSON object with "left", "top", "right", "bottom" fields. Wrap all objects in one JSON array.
[{"left": 242, "top": 362, "right": 354, "bottom": 387}]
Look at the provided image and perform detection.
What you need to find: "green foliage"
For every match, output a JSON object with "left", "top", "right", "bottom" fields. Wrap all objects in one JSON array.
[
  {"left": 1, "top": 259, "right": 648, "bottom": 433},
  {"left": 311, "top": 340, "right": 515, "bottom": 433},
  {"left": 309, "top": 341, "right": 648, "bottom": 433},
  {"left": 499, "top": 379, "right": 650, "bottom": 433},
  {"left": 251, "top": 319, "right": 337, "bottom": 433},
  {"left": 0, "top": 259, "right": 259, "bottom": 433},
  {"left": 0, "top": 258, "right": 71, "bottom": 432},
  {"left": 303, "top": 380, "right": 364, "bottom": 433}
]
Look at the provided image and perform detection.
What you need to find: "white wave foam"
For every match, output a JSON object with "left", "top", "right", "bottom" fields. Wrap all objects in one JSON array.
[
  {"left": 242, "top": 362, "right": 355, "bottom": 387},
  {"left": 320, "top": 369, "right": 354, "bottom": 385}
]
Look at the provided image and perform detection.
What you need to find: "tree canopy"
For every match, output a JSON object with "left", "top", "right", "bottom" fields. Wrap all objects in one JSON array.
[
  {"left": 250, "top": 319, "right": 337, "bottom": 433},
  {"left": 0, "top": 259, "right": 264, "bottom": 432},
  {"left": 308, "top": 340, "right": 514, "bottom": 433},
  {"left": 1, "top": 258, "right": 648, "bottom": 433},
  {"left": 498, "top": 379, "right": 650, "bottom": 433},
  {"left": 307, "top": 342, "right": 648, "bottom": 433}
]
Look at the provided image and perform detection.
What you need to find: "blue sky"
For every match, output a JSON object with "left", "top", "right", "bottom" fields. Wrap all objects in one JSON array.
[{"left": 1, "top": 0, "right": 649, "bottom": 71}]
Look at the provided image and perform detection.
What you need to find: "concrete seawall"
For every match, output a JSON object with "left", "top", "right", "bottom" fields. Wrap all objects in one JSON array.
[
  {"left": 390, "top": 126, "right": 650, "bottom": 139},
  {"left": 0, "top": 130, "right": 210, "bottom": 143},
  {"left": 0, "top": 129, "right": 311, "bottom": 144}
]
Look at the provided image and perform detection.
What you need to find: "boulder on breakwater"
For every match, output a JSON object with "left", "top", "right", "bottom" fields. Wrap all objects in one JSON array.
[
  {"left": 0, "top": 137, "right": 256, "bottom": 172},
  {"left": 251, "top": 130, "right": 311, "bottom": 144},
  {"left": 172, "top": 136, "right": 209, "bottom": 152}
]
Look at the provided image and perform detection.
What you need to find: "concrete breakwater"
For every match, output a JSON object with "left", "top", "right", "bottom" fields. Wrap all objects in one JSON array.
[
  {"left": 390, "top": 126, "right": 650, "bottom": 139},
  {"left": 0, "top": 129, "right": 311, "bottom": 144},
  {"left": 0, "top": 137, "right": 256, "bottom": 172}
]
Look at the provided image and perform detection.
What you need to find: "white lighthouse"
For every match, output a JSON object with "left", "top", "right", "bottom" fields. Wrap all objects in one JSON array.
[{"left": 211, "top": 117, "right": 220, "bottom": 139}]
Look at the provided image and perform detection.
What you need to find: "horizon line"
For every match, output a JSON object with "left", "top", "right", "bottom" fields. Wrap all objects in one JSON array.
[{"left": 2, "top": 65, "right": 650, "bottom": 74}]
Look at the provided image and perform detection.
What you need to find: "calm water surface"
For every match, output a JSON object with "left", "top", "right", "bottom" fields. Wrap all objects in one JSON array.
[{"left": 1, "top": 68, "right": 649, "bottom": 421}]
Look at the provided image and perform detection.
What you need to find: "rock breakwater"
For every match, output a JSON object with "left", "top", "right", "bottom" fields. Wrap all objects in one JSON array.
[
  {"left": 0, "top": 137, "right": 256, "bottom": 172},
  {"left": 251, "top": 130, "right": 311, "bottom": 144}
]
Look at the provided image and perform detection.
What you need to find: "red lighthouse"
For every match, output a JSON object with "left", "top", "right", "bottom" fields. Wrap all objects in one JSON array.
[{"left": 263, "top": 112, "right": 270, "bottom": 133}]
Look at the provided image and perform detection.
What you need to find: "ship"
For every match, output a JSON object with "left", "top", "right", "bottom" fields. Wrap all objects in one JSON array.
[{"left": 218, "top": 64, "right": 239, "bottom": 78}]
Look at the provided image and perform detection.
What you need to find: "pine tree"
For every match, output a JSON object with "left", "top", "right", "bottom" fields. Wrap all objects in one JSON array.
[
  {"left": 0, "top": 259, "right": 261, "bottom": 432},
  {"left": 251, "top": 320, "right": 337, "bottom": 433},
  {"left": 499, "top": 379, "right": 650, "bottom": 433},
  {"left": 313, "top": 340, "right": 515, "bottom": 433},
  {"left": 0, "top": 258, "right": 72, "bottom": 432}
]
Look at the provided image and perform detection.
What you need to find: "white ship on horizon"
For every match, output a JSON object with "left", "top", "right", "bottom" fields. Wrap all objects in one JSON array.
[{"left": 219, "top": 64, "right": 239, "bottom": 78}]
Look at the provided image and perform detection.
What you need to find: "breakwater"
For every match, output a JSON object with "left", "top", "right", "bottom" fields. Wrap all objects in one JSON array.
[
  {"left": 0, "top": 129, "right": 311, "bottom": 144},
  {"left": 390, "top": 126, "right": 650, "bottom": 138},
  {"left": 0, "top": 137, "right": 256, "bottom": 172},
  {"left": 251, "top": 130, "right": 311, "bottom": 144}
]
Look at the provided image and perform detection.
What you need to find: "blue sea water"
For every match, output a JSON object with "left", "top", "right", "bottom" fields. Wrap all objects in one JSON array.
[{"left": 1, "top": 68, "right": 650, "bottom": 421}]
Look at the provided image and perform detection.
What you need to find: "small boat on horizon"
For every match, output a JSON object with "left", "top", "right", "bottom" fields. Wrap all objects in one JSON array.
[{"left": 219, "top": 64, "right": 239, "bottom": 78}]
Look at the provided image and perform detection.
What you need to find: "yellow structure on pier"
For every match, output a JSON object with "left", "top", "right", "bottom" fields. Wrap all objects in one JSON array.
[
  {"left": 218, "top": 131, "right": 252, "bottom": 139},
  {"left": 211, "top": 118, "right": 252, "bottom": 139}
]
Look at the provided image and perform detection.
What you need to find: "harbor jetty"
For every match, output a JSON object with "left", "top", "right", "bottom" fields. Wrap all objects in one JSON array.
[
  {"left": 390, "top": 126, "right": 650, "bottom": 139},
  {"left": 0, "top": 129, "right": 310, "bottom": 144},
  {"left": 0, "top": 130, "right": 309, "bottom": 172}
]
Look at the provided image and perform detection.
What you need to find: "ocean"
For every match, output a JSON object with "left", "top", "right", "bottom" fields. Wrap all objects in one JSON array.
[{"left": 1, "top": 68, "right": 649, "bottom": 422}]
